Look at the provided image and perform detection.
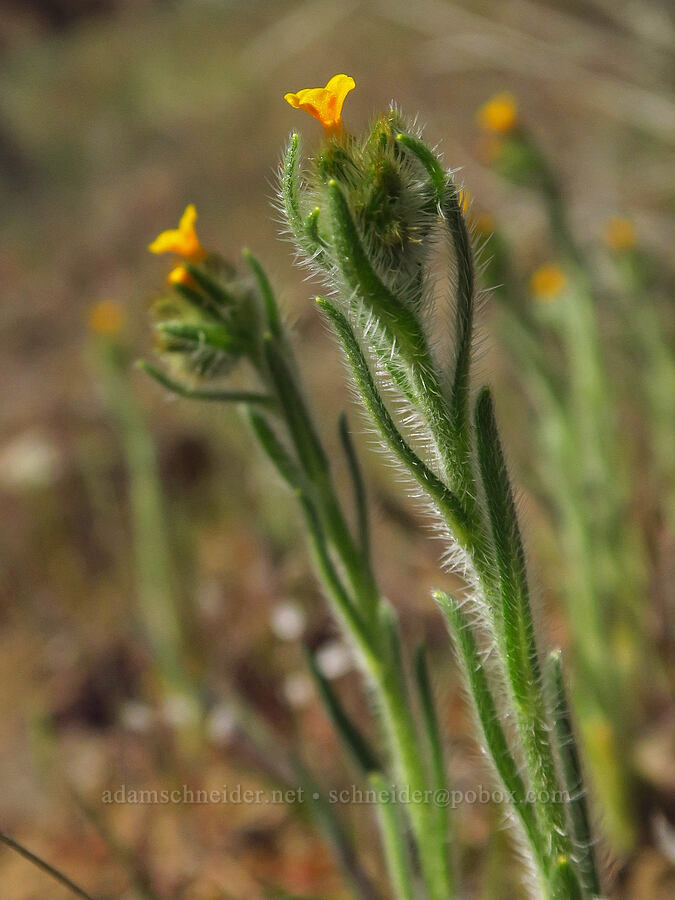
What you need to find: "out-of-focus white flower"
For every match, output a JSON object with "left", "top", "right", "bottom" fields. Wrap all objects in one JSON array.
[
  {"left": 270, "top": 600, "right": 306, "bottom": 641},
  {"left": 283, "top": 672, "right": 313, "bottom": 708},
  {"left": 120, "top": 700, "right": 155, "bottom": 734},
  {"left": 206, "top": 702, "right": 236, "bottom": 746},
  {"left": 0, "top": 429, "right": 62, "bottom": 490},
  {"left": 160, "top": 692, "right": 199, "bottom": 729},
  {"left": 315, "top": 640, "right": 353, "bottom": 680}
]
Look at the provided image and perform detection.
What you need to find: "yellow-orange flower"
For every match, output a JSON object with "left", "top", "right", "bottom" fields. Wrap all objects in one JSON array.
[
  {"left": 530, "top": 263, "right": 567, "bottom": 301},
  {"left": 284, "top": 74, "right": 355, "bottom": 136},
  {"left": 458, "top": 188, "right": 471, "bottom": 213},
  {"left": 168, "top": 265, "right": 196, "bottom": 288},
  {"left": 148, "top": 204, "right": 206, "bottom": 261},
  {"left": 89, "top": 300, "right": 124, "bottom": 336},
  {"left": 604, "top": 218, "right": 636, "bottom": 252},
  {"left": 472, "top": 212, "right": 495, "bottom": 236},
  {"left": 477, "top": 93, "right": 518, "bottom": 134}
]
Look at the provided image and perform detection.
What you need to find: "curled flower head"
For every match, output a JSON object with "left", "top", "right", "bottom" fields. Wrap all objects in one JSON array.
[
  {"left": 604, "top": 217, "right": 636, "bottom": 252},
  {"left": 148, "top": 204, "right": 206, "bottom": 261},
  {"left": 477, "top": 92, "right": 518, "bottom": 134},
  {"left": 530, "top": 263, "right": 567, "bottom": 301},
  {"left": 89, "top": 300, "right": 124, "bottom": 336},
  {"left": 284, "top": 74, "right": 355, "bottom": 136}
]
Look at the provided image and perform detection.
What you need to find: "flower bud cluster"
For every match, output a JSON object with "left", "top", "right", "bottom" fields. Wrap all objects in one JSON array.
[
  {"left": 147, "top": 207, "right": 264, "bottom": 382},
  {"left": 284, "top": 110, "right": 439, "bottom": 310}
]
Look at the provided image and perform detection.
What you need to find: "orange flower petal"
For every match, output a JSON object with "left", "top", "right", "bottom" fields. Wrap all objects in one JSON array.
[
  {"left": 284, "top": 74, "right": 355, "bottom": 135},
  {"left": 148, "top": 204, "right": 206, "bottom": 260}
]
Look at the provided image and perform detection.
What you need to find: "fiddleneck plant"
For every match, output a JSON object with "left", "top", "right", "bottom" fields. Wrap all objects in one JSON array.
[{"left": 141, "top": 75, "right": 602, "bottom": 899}]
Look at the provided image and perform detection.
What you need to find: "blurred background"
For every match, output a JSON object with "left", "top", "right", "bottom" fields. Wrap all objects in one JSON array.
[{"left": 1, "top": 1, "right": 673, "bottom": 897}]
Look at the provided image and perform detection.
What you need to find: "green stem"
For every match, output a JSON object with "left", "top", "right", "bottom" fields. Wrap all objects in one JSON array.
[
  {"left": 252, "top": 343, "right": 453, "bottom": 898},
  {"left": 369, "top": 618, "right": 454, "bottom": 900},
  {"left": 369, "top": 772, "right": 417, "bottom": 900},
  {"left": 415, "top": 645, "right": 454, "bottom": 894}
]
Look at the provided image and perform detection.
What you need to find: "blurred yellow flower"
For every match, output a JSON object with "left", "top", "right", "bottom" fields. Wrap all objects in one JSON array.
[
  {"left": 473, "top": 212, "right": 495, "bottom": 235},
  {"left": 284, "top": 74, "right": 355, "bottom": 136},
  {"left": 148, "top": 204, "right": 206, "bottom": 261},
  {"left": 530, "top": 263, "right": 567, "bottom": 301},
  {"left": 604, "top": 217, "right": 636, "bottom": 251},
  {"left": 168, "top": 265, "right": 195, "bottom": 288},
  {"left": 89, "top": 300, "right": 124, "bottom": 336},
  {"left": 458, "top": 188, "right": 471, "bottom": 213},
  {"left": 477, "top": 93, "right": 518, "bottom": 134}
]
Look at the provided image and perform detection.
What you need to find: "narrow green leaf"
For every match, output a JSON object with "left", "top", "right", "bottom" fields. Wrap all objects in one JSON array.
[
  {"left": 435, "top": 591, "right": 546, "bottom": 871},
  {"left": 394, "top": 132, "right": 446, "bottom": 201},
  {"left": 441, "top": 178, "right": 475, "bottom": 446},
  {"left": 545, "top": 651, "right": 601, "bottom": 897},
  {"left": 285, "top": 756, "right": 381, "bottom": 900},
  {"left": 338, "top": 412, "right": 370, "bottom": 568},
  {"left": 263, "top": 337, "right": 328, "bottom": 480},
  {"left": 318, "top": 298, "right": 471, "bottom": 547},
  {"left": 137, "top": 360, "right": 274, "bottom": 406},
  {"left": 248, "top": 411, "right": 305, "bottom": 493},
  {"left": 414, "top": 646, "right": 445, "bottom": 794},
  {"left": 242, "top": 248, "right": 282, "bottom": 339},
  {"left": 474, "top": 387, "right": 540, "bottom": 695},
  {"left": 326, "top": 179, "right": 434, "bottom": 376},
  {"left": 298, "top": 493, "right": 373, "bottom": 659},
  {"left": 306, "top": 648, "right": 381, "bottom": 774},
  {"left": 474, "top": 387, "right": 568, "bottom": 853},
  {"left": 281, "top": 132, "right": 317, "bottom": 256},
  {"left": 304, "top": 205, "right": 325, "bottom": 253},
  {"left": 396, "top": 131, "right": 477, "bottom": 471}
]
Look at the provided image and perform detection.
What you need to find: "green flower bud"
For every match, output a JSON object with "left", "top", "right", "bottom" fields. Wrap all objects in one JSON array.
[
  {"left": 151, "top": 261, "right": 262, "bottom": 381},
  {"left": 282, "top": 110, "right": 438, "bottom": 308}
]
